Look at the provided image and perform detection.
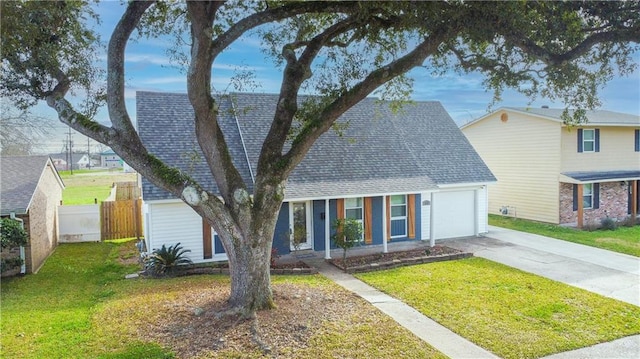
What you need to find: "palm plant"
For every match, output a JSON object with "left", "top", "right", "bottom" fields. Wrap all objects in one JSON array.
[{"left": 144, "top": 242, "right": 193, "bottom": 276}]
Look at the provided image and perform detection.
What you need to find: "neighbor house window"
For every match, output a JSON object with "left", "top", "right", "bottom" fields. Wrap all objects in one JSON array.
[
  {"left": 390, "top": 195, "right": 407, "bottom": 237},
  {"left": 344, "top": 197, "right": 364, "bottom": 241},
  {"left": 635, "top": 129, "right": 639, "bottom": 152},
  {"left": 583, "top": 183, "right": 593, "bottom": 209},
  {"left": 572, "top": 183, "right": 599, "bottom": 211},
  {"left": 582, "top": 129, "right": 595, "bottom": 152},
  {"left": 578, "top": 128, "right": 600, "bottom": 152}
]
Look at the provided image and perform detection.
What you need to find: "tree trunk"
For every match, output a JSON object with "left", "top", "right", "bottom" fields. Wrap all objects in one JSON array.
[
  {"left": 227, "top": 231, "right": 274, "bottom": 313},
  {"left": 211, "top": 181, "right": 284, "bottom": 315}
]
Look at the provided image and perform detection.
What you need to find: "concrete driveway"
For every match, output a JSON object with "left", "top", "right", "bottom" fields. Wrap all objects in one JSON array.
[
  {"left": 441, "top": 226, "right": 640, "bottom": 358},
  {"left": 441, "top": 225, "right": 640, "bottom": 307}
]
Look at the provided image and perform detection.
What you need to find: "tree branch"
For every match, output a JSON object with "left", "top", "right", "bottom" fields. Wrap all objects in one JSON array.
[
  {"left": 186, "top": 1, "right": 249, "bottom": 223},
  {"left": 256, "top": 16, "right": 362, "bottom": 180},
  {"left": 210, "top": 2, "right": 360, "bottom": 59},
  {"left": 505, "top": 26, "right": 640, "bottom": 66},
  {"left": 281, "top": 27, "right": 456, "bottom": 175},
  {"left": 108, "top": 0, "right": 154, "bottom": 134}
]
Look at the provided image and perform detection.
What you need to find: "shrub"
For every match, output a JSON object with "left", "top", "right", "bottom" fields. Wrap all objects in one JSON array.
[
  {"left": 1, "top": 218, "right": 28, "bottom": 248},
  {"left": 600, "top": 217, "right": 617, "bottom": 231},
  {"left": 0, "top": 257, "right": 23, "bottom": 272},
  {"left": 331, "top": 218, "right": 363, "bottom": 270},
  {"left": 144, "top": 242, "right": 193, "bottom": 276},
  {"left": 270, "top": 247, "right": 280, "bottom": 268},
  {"left": 583, "top": 220, "right": 599, "bottom": 232},
  {"left": 1, "top": 218, "right": 28, "bottom": 273},
  {"left": 619, "top": 216, "right": 637, "bottom": 227}
]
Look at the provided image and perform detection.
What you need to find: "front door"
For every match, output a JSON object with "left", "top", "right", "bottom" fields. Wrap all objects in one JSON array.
[{"left": 289, "top": 201, "right": 312, "bottom": 251}]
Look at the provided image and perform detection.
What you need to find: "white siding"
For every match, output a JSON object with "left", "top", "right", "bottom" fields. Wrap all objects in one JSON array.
[
  {"left": 147, "top": 201, "right": 206, "bottom": 264},
  {"left": 477, "top": 186, "right": 489, "bottom": 234},
  {"left": 420, "top": 192, "right": 431, "bottom": 240},
  {"left": 561, "top": 126, "right": 640, "bottom": 172},
  {"left": 463, "top": 111, "right": 562, "bottom": 223}
]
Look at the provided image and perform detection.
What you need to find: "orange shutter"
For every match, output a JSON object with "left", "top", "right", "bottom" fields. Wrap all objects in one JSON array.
[
  {"left": 407, "top": 194, "right": 416, "bottom": 239},
  {"left": 336, "top": 198, "right": 345, "bottom": 220},
  {"left": 386, "top": 196, "right": 391, "bottom": 241},
  {"left": 364, "top": 197, "right": 372, "bottom": 244},
  {"left": 202, "top": 219, "right": 212, "bottom": 259}
]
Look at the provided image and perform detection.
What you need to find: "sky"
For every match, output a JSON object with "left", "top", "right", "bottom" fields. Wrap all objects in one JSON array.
[{"left": 31, "top": 1, "right": 640, "bottom": 155}]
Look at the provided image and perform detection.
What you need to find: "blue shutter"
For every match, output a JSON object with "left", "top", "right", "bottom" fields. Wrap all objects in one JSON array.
[
  {"left": 593, "top": 183, "right": 600, "bottom": 209},
  {"left": 577, "top": 129, "right": 583, "bottom": 152},
  {"left": 595, "top": 129, "right": 600, "bottom": 152},
  {"left": 635, "top": 129, "right": 639, "bottom": 152},
  {"left": 572, "top": 184, "right": 578, "bottom": 211}
]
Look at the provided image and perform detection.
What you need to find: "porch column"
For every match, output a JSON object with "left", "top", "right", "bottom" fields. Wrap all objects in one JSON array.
[
  {"left": 632, "top": 180, "right": 638, "bottom": 219},
  {"left": 429, "top": 192, "right": 435, "bottom": 247},
  {"left": 324, "top": 199, "right": 331, "bottom": 259},
  {"left": 382, "top": 195, "right": 388, "bottom": 253},
  {"left": 577, "top": 183, "right": 584, "bottom": 229}
]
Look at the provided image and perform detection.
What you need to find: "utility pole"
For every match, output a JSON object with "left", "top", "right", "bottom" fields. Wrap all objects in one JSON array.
[
  {"left": 87, "top": 137, "right": 91, "bottom": 169},
  {"left": 67, "top": 127, "right": 73, "bottom": 174}
]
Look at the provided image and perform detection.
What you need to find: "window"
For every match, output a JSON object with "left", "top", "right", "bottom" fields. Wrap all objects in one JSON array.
[
  {"left": 582, "top": 129, "right": 595, "bottom": 152},
  {"left": 573, "top": 183, "right": 599, "bottom": 211},
  {"left": 635, "top": 129, "right": 639, "bottom": 152},
  {"left": 390, "top": 195, "right": 407, "bottom": 237},
  {"left": 344, "top": 198, "right": 364, "bottom": 241},
  {"left": 583, "top": 183, "right": 593, "bottom": 209},
  {"left": 578, "top": 128, "right": 600, "bottom": 153}
]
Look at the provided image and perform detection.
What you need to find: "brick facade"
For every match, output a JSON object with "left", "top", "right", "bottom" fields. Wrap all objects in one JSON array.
[
  {"left": 559, "top": 182, "right": 630, "bottom": 226},
  {"left": 24, "top": 165, "right": 63, "bottom": 273}
]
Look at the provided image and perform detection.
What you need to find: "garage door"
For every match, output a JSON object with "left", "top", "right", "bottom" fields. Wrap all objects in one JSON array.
[{"left": 433, "top": 190, "right": 475, "bottom": 239}]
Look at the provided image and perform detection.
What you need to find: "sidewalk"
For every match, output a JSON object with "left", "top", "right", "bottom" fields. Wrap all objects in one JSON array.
[{"left": 302, "top": 256, "right": 499, "bottom": 359}]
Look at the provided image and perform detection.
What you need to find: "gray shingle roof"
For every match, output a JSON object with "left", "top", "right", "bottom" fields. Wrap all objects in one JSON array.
[
  {"left": 48, "top": 152, "right": 87, "bottom": 164},
  {"left": 137, "top": 92, "right": 495, "bottom": 201},
  {"left": 1, "top": 155, "right": 57, "bottom": 215},
  {"left": 562, "top": 170, "right": 640, "bottom": 182},
  {"left": 505, "top": 107, "right": 640, "bottom": 126}
]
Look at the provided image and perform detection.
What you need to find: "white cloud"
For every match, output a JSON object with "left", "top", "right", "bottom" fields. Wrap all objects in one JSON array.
[
  {"left": 139, "top": 76, "right": 186, "bottom": 85},
  {"left": 126, "top": 53, "right": 173, "bottom": 66}
]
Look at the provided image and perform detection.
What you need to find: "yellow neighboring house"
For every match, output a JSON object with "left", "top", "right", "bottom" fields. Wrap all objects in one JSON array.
[{"left": 461, "top": 107, "right": 640, "bottom": 227}]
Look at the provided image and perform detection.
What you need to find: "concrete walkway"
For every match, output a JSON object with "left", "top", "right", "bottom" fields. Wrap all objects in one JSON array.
[
  {"left": 302, "top": 226, "right": 640, "bottom": 358},
  {"left": 303, "top": 256, "right": 499, "bottom": 358}
]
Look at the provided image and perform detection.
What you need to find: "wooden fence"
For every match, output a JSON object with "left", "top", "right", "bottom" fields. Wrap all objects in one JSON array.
[
  {"left": 115, "top": 181, "right": 140, "bottom": 200},
  {"left": 101, "top": 198, "right": 143, "bottom": 240}
]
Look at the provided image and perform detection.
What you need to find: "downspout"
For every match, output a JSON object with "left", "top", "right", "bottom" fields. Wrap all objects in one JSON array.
[{"left": 10, "top": 212, "right": 26, "bottom": 274}]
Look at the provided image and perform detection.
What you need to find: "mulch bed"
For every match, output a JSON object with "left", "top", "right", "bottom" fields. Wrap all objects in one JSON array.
[
  {"left": 174, "top": 246, "right": 470, "bottom": 276},
  {"left": 328, "top": 245, "right": 472, "bottom": 273},
  {"left": 183, "top": 260, "right": 317, "bottom": 276}
]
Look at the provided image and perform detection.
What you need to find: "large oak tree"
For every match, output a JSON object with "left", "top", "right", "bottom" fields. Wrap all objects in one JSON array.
[{"left": 2, "top": 0, "right": 638, "bottom": 315}]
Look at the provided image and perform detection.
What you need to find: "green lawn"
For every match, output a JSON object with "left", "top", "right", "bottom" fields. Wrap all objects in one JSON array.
[
  {"left": 357, "top": 258, "right": 640, "bottom": 359},
  {"left": 1, "top": 242, "right": 442, "bottom": 359},
  {"left": 489, "top": 214, "right": 640, "bottom": 257},
  {"left": 60, "top": 171, "right": 136, "bottom": 205}
]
